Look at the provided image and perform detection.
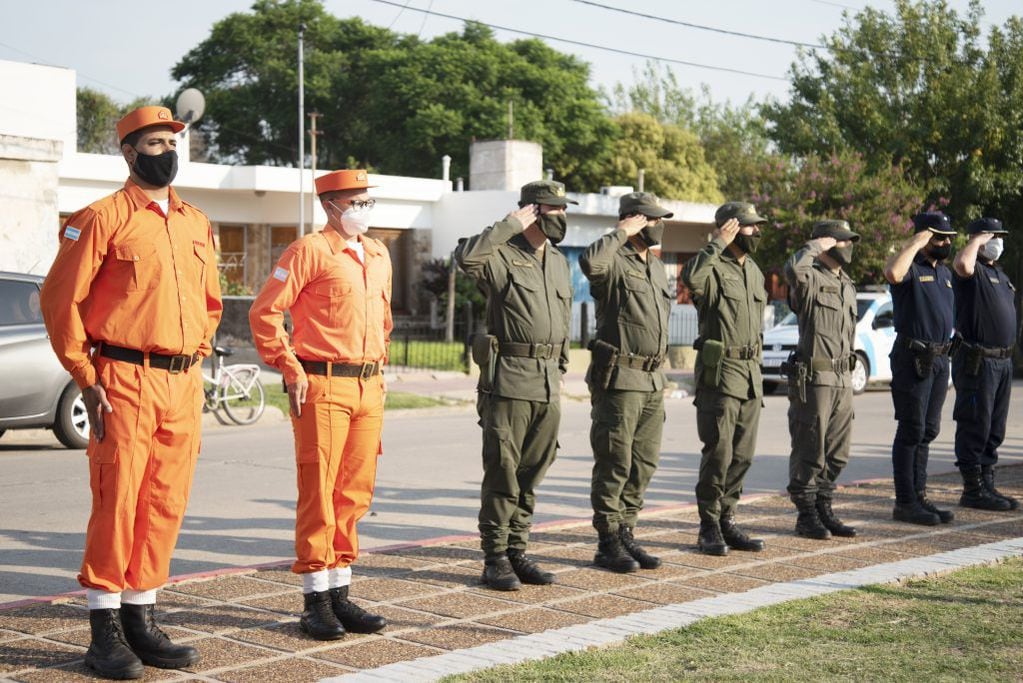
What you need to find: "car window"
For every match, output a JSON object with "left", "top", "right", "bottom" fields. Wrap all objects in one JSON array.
[
  {"left": 0, "top": 279, "right": 43, "bottom": 326},
  {"left": 856, "top": 299, "right": 874, "bottom": 321}
]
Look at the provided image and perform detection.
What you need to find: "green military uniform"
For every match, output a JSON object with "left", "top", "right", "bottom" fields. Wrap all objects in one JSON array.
[
  {"left": 454, "top": 181, "right": 574, "bottom": 561},
  {"left": 681, "top": 202, "right": 767, "bottom": 530},
  {"left": 783, "top": 220, "right": 860, "bottom": 539},
  {"left": 582, "top": 193, "right": 673, "bottom": 535}
]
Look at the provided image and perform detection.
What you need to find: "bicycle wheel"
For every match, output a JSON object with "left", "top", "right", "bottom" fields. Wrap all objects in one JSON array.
[{"left": 220, "top": 375, "right": 266, "bottom": 425}]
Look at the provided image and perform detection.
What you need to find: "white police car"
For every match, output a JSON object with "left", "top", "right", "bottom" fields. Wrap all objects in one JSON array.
[{"left": 761, "top": 290, "right": 896, "bottom": 395}]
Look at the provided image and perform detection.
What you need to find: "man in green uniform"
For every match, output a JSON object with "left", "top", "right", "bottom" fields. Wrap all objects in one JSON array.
[
  {"left": 681, "top": 202, "right": 769, "bottom": 556},
  {"left": 581, "top": 192, "right": 674, "bottom": 573},
  {"left": 455, "top": 180, "right": 574, "bottom": 591},
  {"left": 783, "top": 220, "right": 860, "bottom": 540}
]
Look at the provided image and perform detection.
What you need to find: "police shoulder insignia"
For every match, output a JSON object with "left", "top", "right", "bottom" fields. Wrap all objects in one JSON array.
[
  {"left": 918, "top": 275, "right": 935, "bottom": 282},
  {"left": 64, "top": 226, "right": 81, "bottom": 241},
  {"left": 273, "top": 266, "right": 289, "bottom": 282}
]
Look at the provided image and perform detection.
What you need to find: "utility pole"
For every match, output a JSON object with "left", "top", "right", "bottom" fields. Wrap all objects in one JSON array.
[
  {"left": 308, "top": 110, "right": 321, "bottom": 234},
  {"left": 445, "top": 251, "right": 457, "bottom": 343},
  {"left": 297, "top": 23, "right": 306, "bottom": 236},
  {"left": 507, "top": 99, "right": 514, "bottom": 139}
]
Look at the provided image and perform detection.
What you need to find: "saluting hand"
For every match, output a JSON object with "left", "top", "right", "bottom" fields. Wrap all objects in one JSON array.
[
  {"left": 811, "top": 236, "right": 837, "bottom": 251},
  {"left": 910, "top": 229, "right": 933, "bottom": 250},
  {"left": 713, "top": 218, "right": 741, "bottom": 245},
  {"left": 82, "top": 383, "right": 113, "bottom": 442},
  {"left": 288, "top": 379, "right": 309, "bottom": 418},
  {"left": 969, "top": 231, "right": 994, "bottom": 246},
  {"left": 617, "top": 214, "right": 648, "bottom": 237},
  {"left": 508, "top": 204, "right": 539, "bottom": 230}
]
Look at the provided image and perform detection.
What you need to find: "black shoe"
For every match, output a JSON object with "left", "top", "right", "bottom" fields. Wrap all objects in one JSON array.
[
  {"left": 982, "top": 466, "right": 1020, "bottom": 510},
  {"left": 697, "top": 520, "right": 729, "bottom": 556},
  {"left": 893, "top": 501, "right": 941, "bottom": 526},
  {"left": 815, "top": 498, "right": 857, "bottom": 537},
  {"left": 300, "top": 590, "right": 345, "bottom": 640},
  {"left": 507, "top": 549, "right": 556, "bottom": 584},
  {"left": 720, "top": 516, "right": 765, "bottom": 551},
  {"left": 594, "top": 530, "right": 641, "bottom": 572},
  {"left": 329, "top": 586, "right": 386, "bottom": 633},
  {"left": 120, "top": 603, "right": 199, "bottom": 669},
  {"left": 84, "top": 609, "right": 145, "bottom": 680},
  {"left": 619, "top": 526, "right": 662, "bottom": 569},
  {"left": 794, "top": 500, "right": 831, "bottom": 540},
  {"left": 917, "top": 491, "right": 955, "bottom": 523},
  {"left": 481, "top": 555, "right": 522, "bottom": 591},
  {"left": 960, "top": 467, "right": 1013, "bottom": 511}
]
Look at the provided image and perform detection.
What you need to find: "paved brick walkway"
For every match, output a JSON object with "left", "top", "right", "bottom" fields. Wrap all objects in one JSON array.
[{"left": 2, "top": 466, "right": 1021, "bottom": 681}]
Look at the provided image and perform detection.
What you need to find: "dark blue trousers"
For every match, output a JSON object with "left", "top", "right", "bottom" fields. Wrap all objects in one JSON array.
[
  {"left": 889, "top": 347, "right": 949, "bottom": 504},
  {"left": 952, "top": 355, "right": 1012, "bottom": 470}
]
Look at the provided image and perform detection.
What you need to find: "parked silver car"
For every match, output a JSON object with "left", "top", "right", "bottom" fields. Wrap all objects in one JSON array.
[{"left": 0, "top": 271, "right": 89, "bottom": 448}]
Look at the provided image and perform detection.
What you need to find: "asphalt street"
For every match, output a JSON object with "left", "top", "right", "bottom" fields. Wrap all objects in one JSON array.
[{"left": 2, "top": 382, "right": 1021, "bottom": 604}]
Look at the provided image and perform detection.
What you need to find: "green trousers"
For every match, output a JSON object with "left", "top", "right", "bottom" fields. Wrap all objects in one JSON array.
[
  {"left": 786, "top": 383, "right": 853, "bottom": 501},
  {"left": 694, "top": 389, "right": 761, "bottom": 522},
  {"left": 590, "top": 388, "right": 664, "bottom": 532},
  {"left": 477, "top": 394, "right": 560, "bottom": 557}
]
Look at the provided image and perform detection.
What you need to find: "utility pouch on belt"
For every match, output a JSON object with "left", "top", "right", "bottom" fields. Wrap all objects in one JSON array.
[
  {"left": 588, "top": 339, "right": 619, "bottom": 390},
  {"left": 964, "top": 347, "right": 983, "bottom": 378},
  {"left": 700, "top": 339, "right": 724, "bottom": 389},
  {"left": 781, "top": 352, "right": 808, "bottom": 403},
  {"left": 471, "top": 334, "right": 499, "bottom": 391}
]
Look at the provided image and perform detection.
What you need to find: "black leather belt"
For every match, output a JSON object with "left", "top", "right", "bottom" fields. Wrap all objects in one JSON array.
[
  {"left": 100, "top": 344, "right": 199, "bottom": 374},
  {"left": 617, "top": 354, "right": 663, "bottom": 371},
  {"left": 300, "top": 359, "right": 382, "bottom": 379},
  {"left": 723, "top": 344, "right": 760, "bottom": 360},
  {"left": 975, "top": 345, "right": 1014, "bottom": 359},
  {"left": 498, "top": 341, "right": 564, "bottom": 359},
  {"left": 897, "top": 336, "right": 952, "bottom": 356}
]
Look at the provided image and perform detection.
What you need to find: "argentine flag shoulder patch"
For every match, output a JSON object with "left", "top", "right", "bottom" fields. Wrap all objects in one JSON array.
[
  {"left": 64, "top": 226, "right": 81, "bottom": 241},
  {"left": 273, "top": 266, "right": 289, "bottom": 282}
]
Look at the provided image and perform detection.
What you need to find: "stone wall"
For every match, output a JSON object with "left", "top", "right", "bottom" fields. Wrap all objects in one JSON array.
[{"left": 0, "top": 135, "right": 62, "bottom": 274}]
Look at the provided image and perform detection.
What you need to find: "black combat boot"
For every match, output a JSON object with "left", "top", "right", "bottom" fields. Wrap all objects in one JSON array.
[
  {"left": 481, "top": 555, "right": 522, "bottom": 591},
  {"left": 892, "top": 500, "right": 941, "bottom": 525},
  {"left": 84, "top": 609, "right": 145, "bottom": 680},
  {"left": 916, "top": 490, "right": 955, "bottom": 523},
  {"left": 697, "top": 519, "right": 728, "bottom": 556},
  {"left": 299, "top": 590, "right": 346, "bottom": 640},
  {"left": 619, "top": 525, "right": 662, "bottom": 569},
  {"left": 594, "top": 530, "right": 640, "bottom": 572},
  {"left": 794, "top": 498, "right": 831, "bottom": 539},
  {"left": 720, "top": 516, "right": 765, "bottom": 551},
  {"left": 960, "top": 467, "right": 1012, "bottom": 511},
  {"left": 120, "top": 603, "right": 199, "bottom": 669},
  {"left": 329, "top": 586, "right": 386, "bottom": 633},
  {"left": 982, "top": 465, "right": 1020, "bottom": 510},
  {"left": 507, "top": 548, "right": 556, "bottom": 584},
  {"left": 815, "top": 497, "right": 857, "bottom": 537}
]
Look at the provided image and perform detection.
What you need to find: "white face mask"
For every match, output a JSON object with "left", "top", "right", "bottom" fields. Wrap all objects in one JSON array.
[
  {"left": 329, "top": 201, "right": 372, "bottom": 235},
  {"left": 980, "top": 237, "right": 1004, "bottom": 262}
]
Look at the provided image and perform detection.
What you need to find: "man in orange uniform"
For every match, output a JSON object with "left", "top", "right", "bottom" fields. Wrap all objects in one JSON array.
[
  {"left": 40, "top": 106, "right": 222, "bottom": 680},
  {"left": 249, "top": 169, "right": 391, "bottom": 640}
]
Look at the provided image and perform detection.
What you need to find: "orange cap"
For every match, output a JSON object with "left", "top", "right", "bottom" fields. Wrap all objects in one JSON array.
[
  {"left": 315, "top": 169, "right": 376, "bottom": 195},
  {"left": 116, "top": 106, "right": 185, "bottom": 143}
]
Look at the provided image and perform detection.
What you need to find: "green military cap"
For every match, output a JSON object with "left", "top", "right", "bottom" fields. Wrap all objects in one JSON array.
[
  {"left": 811, "top": 219, "right": 860, "bottom": 242},
  {"left": 619, "top": 191, "right": 674, "bottom": 218},
  {"left": 714, "top": 201, "right": 767, "bottom": 227},
  {"left": 519, "top": 180, "right": 578, "bottom": 207}
]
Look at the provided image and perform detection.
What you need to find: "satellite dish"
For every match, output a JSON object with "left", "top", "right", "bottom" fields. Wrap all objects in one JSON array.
[{"left": 175, "top": 88, "right": 206, "bottom": 127}]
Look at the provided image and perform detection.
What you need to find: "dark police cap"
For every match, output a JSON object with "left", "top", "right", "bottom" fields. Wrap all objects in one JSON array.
[
  {"left": 519, "top": 180, "right": 578, "bottom": 207},
  {"left": 912, "top": 211, "right": 955, "bottom": 235},
  {"left": 619, "top": 192, "right": 673, "bottom": 219},
  {"left": 966, "top": 217, "right": 1008, "bottom": 235},
  {"left": 715, "top": 201, "right": 767, "bottom": 227},
  {"left": 811, "top": 219, "right": 860, "bottom": 242}
]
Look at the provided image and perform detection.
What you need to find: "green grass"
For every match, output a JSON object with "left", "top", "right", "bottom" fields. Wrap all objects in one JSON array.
[
  {"left": 262, "top": 383, "right": 450, "bottom": 415},
  {"left": 446, "top": 558, "right": 1023, "bottom": 682}
]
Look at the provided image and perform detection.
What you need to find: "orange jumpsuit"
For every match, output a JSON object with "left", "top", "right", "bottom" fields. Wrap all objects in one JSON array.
[
  {"left": 40, "top": 179, "right": 223, "bottom": 592},
  {"left": 249, "top": 228, "right": 392, "bottom": 573}
]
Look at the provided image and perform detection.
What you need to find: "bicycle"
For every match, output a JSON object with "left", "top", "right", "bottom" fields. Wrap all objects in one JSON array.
[{"left": 202, "top": 346, "right": 266, "bottom": 425}]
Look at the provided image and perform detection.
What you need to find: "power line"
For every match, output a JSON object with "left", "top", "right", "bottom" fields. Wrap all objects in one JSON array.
[
  {"left": 808, "top": 0, "right": 862, "bottom": 10},
  {"left": 569, "top": 0, "right": 827, "bottom": 49},
  {"left": 365, "top": 0, "right": 789, "bottom": 81}
]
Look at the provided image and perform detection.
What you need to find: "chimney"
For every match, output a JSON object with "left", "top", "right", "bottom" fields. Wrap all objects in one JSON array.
[{"left": 469, "top": 140, "right": 543, "bottom": 191}]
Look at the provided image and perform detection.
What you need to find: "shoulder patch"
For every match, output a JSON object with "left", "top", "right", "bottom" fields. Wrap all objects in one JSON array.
[
  {"left": 273, "top": 267, "right": 289, "bottom": 282},
  {"left": 63, "top": 226, "right": 81, "bottom": 241}
]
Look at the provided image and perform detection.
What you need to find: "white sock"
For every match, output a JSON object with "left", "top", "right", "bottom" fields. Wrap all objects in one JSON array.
[
  {"left": 86, "top": 589, "right": 121, "bottom": 610},
  {"left": 328, "top": 566, "right": 352, "bottom": 589},
  {"left": 121, "top": 588, "right": 158, "bottom": 605},
  {"left": 301, "top": 569, "right": 330, "bottom": 593}
]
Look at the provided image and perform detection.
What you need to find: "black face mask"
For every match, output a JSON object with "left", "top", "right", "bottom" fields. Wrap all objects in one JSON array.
[
  {"left": 827, "top": 245, "right": 854, "bottom": 267},
  {"left": 133, "top": 149, "right": 178, "bottom": 187},
  {"left": 733, "top": 231, "right": 761, "bottom": 254},
  {"left": 639, "top": 220, "right": 664, "bottom": 247},
  {"left": 926, "top": 243, "right": 952, "bottom": 261},
  {"left": 538, "top": 212, "right": 567, "bottom": 245}
]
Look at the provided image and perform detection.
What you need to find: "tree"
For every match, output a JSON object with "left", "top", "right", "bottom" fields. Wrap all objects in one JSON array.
[{"left": 76, "top": 88, "right": 150, "bottom": 154}]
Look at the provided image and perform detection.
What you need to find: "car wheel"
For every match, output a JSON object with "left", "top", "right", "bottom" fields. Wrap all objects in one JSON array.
[
  {"left": 53, "top": 383, "right": 90, "bottom": 449},
  {"left": 851, "top": 353, "right": 869, "bottom": 395}
]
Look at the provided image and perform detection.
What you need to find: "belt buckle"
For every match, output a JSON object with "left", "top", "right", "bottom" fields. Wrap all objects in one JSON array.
[
  {"left": 360, "top": 362, "right": 377, "bottom": 380},
  {"left": 168, "top": 354, "right": 189, "bottom": 374},
  {"left": 534, "top": 343, "right": 552, "bottom": 359}
]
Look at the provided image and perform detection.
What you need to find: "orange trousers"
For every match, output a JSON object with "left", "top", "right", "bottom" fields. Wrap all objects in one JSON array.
[
  {"left": 79, "top": 355, "right": 202, "bottom": 592},
  {"left": 291, "top": 372, "right": 383, "bottom": 574}
]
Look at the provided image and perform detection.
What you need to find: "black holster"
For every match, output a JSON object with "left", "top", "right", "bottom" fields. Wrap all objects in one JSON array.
[{"left": 588, "top": 339, "right": 619, "bottom": 390}]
